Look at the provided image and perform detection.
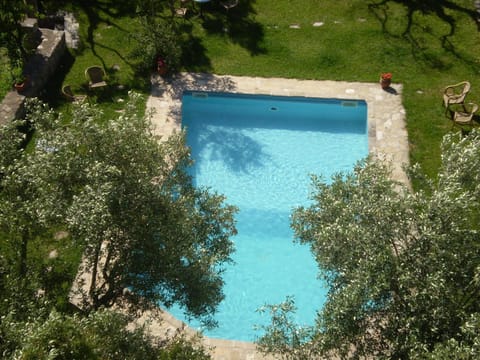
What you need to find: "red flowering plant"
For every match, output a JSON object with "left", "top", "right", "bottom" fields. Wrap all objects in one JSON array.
[
  {"left": 156, "top": 56, "right": 167, "bottom": 75},
  {"left": 381, "top": 72, "right": 392, "bottom": 80},
  {"left": 157, "top": 57, "right": 166, "bottom": 68}
]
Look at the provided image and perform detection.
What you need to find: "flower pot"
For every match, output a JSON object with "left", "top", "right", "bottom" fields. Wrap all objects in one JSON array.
[
  {"left": 14, "top": 80, "right": 27, "bottom": 93},
  {"left": 380, "top": 72, "right": 392, "bottom": 90},
  {"left": 380, "top": 78, "right": 391, "bottom": 89},
  {"left": 157, "top": 65, "right": 167, "bottom": 76},
  {"left": 157, "top": 57, "right": 167, "bottom": 76}
]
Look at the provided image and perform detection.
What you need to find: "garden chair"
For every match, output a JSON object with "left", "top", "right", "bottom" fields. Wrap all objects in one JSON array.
[
  {"left": 220, "top": 0, "right": 238, "bottom": 12},
  {"left": 450, "top": 102, "right": 478, "bottom": 128},
  {"left": 176, "top": 7, "right": 188, "bottom": 16},
  {"left": 85, "top": 66, "right": 107, "bottom": 89},
  {"left": 443, "top": 81, "right": 470, "bottom": 108},
  {"left": 175, "top": 0, "right": 190, "bottom": 17},
  {"left": 62, "top": 85, "right": 87, "bottom": 103}
]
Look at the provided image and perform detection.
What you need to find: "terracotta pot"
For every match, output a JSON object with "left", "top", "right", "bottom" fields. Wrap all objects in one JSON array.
[
  {"left": 380, "top": 78, "right": 391, "bottom": 89},
  {"left": 157, "top": 57, "right": 167, "bottom": 76},
  {"left": 157, "top": 65, "right": 167, "bottom": 76},
  {"left": 14, "top": 80, "right": 27, "bottom": 93}
]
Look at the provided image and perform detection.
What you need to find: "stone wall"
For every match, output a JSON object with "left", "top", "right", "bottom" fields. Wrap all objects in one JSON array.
[
  {"left": 0, "top": 92, "right": 26, "bottom": 125},
  {"left": 23, "top": 28, "right": 66, "bottom": 97},
  {"left": 0, "top": 19, "right": 66, "bottom": 126}
]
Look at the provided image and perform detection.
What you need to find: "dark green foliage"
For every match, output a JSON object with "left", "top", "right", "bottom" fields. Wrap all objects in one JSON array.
[
  {"left": 0, "top": 93, "right": 234, "bottom": 359},
  {"left": 256, "top": 297, "right": 321, "bottom": 360},
  {"left": 158, "top": 333, "right": 212, "bottom": 360},
  {"left": 130, "top": 17, "right": 182, "bottom": 75},
  {"left": 424, "top": 313, "right": 480, "bottom": 359},
  {"left": 0, "top": 0, "right": 30, "bottom": 67},
  {"left": 1, "top": 309, "right": 212, "bottom": 359},
  {"left": 259, "top": 131, "right": 480, "bottom": 359},
  {"left": 0, "top": 93, "right": 237, "bottom": 324}
]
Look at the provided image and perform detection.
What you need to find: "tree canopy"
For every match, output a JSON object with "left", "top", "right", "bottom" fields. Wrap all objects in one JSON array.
[
  {"left": 258, "top": 131, "right": 480, "bottom": 359},
  {"left": 0, "top": 93, "right": 237, "bottom": 327},
  {"left": 1, "top": 307, "right": 212, "bottom": 359}
]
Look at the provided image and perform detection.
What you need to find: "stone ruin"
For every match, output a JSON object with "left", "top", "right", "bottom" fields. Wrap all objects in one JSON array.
[{"left": 0, "top": 12, "right": 80, "bottom": 126}]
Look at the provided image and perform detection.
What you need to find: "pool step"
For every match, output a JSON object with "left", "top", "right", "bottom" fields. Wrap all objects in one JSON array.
[
  {"left": 192, "top": 92, "right": 208, "bottom": 99},
  {"left": 342, "top": 100, "right": 358, "bottom": 107}
]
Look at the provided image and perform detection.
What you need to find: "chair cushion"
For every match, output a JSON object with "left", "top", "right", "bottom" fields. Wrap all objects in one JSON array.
[{"left": 89, "top": 81, "right": 107, "bottom": 88}]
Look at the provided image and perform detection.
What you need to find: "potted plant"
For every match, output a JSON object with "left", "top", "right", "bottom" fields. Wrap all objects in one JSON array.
[
  {"left": 156, "top": 56, "right": 168, "bottom": 76},
  {"left": 380, "top": 72, "right": 392, "bottom": 89},
  {"left": 11, "top": 66, "right": 28, "bottom": 92}
]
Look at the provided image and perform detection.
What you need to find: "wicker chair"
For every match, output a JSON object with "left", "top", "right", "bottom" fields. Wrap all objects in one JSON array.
[
  {"left": 85, "top": 66, "right": 107, "bottom": 89},
  {"left": 176, "top": 7, "right": 188, "bottom": 16},
  {"left": 220, "top": 0, "right": 238, "bottom": 11},
  {"left": 175, "top": 0, "right": 190, "bottom": 17},
  {"left": 62, "top": 85, "right": 87, "bottom": 103},
  {"left": 450, "top": 102, "right": 478, "bottom": 128},
  {"left": 443, "top": 81, "right": 470, "bottom": 108}
]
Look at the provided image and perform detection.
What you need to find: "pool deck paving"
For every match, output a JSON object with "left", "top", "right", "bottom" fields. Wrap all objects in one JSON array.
[
  {"left": 143, "top": 72, "right": 410, "bottom": 359},
  {"left": 147, "top": 72, "right": 409, "bottom": 186}
]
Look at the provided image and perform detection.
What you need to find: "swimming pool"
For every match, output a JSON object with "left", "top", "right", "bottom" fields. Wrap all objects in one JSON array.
[{"left": 169, "top": 91, "right": 368, "bottom": 342}]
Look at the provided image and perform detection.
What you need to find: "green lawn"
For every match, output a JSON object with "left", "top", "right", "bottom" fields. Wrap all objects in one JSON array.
[
  {"left": 0, "top": 49, "right": 13, "bottom": 99},
  {"left": 4, "top": 0, "right": 480, "bottom": 187}
]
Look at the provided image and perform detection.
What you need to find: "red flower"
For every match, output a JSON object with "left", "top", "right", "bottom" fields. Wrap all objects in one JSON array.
[{"left": 381, "top": 72, "right": 392, "bottom": 80}]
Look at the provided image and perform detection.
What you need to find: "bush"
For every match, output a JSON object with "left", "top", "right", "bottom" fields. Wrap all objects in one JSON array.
[
  {"left": 130, "top": 17, "right": 182, "bottom": 75},
  {"left": 3, "top": 309, "right": 212, "bottom": 360}
]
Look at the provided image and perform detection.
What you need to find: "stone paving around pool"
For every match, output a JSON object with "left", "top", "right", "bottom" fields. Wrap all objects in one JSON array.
[{"left": 144, "top": 72, "right": 410, "bottom": 359}]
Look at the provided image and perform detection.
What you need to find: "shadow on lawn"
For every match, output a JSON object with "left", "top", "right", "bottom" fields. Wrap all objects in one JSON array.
[
  {"left": 368, "top": 0, "right": 479, "bottom": 70},
  {"left": 41, "top": 55, "right": 143, "bottom": 111},
  {"left": 201, "top": 0, "right": 266, "bottom": 56},
  {"left": 74, "top": 0, "right": 137, "bottom": 69},
  {"left": 72, "top": 0, "right": 264, "bottom": 72}
]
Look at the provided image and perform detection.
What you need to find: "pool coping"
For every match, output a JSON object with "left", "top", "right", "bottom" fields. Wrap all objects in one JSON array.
[
  {"left": 144, "top": 72, "right": 410, "bottom": 359},
  {"left": 148, "top": 72, "right": 409, "bottom": 186}
]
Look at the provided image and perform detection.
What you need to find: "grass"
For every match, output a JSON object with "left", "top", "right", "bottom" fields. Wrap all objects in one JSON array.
[
  {"left": 2, "top": 0, "right": 480, "bottom": 187},
  {"left": 0, "top": 49, "right": 14, "bottom": 100},
  {"left": 37, "top": 2, "right": 149, "bottom": 119}
]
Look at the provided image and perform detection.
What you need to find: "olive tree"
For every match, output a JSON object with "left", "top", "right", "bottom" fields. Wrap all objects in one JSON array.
[
  {"left": 130, "top": 16, "right": 183, "bottom": 75},
  {"left": 1, "top": 308, "right": 212, "bottom": 359},
  {"left": 258, "top": 131, "right": 480, "bottom": 359},
  {"left": 0, "top": 93, "right": 237, "bottom": 326}
]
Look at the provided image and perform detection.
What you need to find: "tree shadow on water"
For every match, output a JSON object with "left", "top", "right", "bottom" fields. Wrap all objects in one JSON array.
[{"left": 195, "top": 127, "right": 270, "bottom": 174}]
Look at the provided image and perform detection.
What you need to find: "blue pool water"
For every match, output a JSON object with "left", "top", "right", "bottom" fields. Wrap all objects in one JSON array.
[{"left": 169, "top": 91, "right": 368, "bottom": 342}]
